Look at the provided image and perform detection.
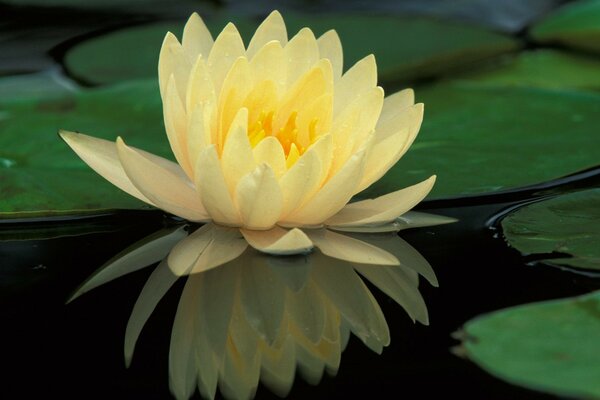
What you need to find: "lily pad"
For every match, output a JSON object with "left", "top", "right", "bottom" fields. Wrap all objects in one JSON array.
[
  {"left": 453, "top": 49, "right": 600, "bottom": 90},
  {"left": 530, "top": 0, "right": 600, "bottom": 54},
  {"left": 64, "top": 13, "right": 518, "bottom": 85},
  {"left": 0, "top": 79, "right": 168, "bottom": 218},
  {"left": 460, "top": 290, "right": 600, "bottom": 398},
  {"left": 501, "top": 189, "right": 600, "bottom": 270},
  {"left": 362, "top": 83, "right": 600, "bottom": 199},
  {"left": 0, "top": 71, "right": 77, "bottom": 102}
]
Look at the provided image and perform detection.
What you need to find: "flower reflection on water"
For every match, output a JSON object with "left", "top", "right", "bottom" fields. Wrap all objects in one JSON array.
[{"left": 68, "top": 218, "right": 447, "bottom": 400}]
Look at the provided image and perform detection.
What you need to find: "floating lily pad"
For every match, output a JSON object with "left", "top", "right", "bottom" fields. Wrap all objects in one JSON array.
[
  {"left": 363, "top": 83, "right": 600, "bottom": 199},
  {"left": 530, "top": 0, "right": 600, "bottom": 54},
  {"left": 0, "top": 79, "right": 168, "bottom": 218},
  {"left": 460, "top": 290, "right": 600, "bottom": 398},
  {"left": 64, "top": 13, "right": 518, "bottom": 85},
  {"left": 0, "top": 71, "right": 77, "bottom": 102},
  {"left": 501, "top": 189, "right": 600, "bottom": 270},
  {"left": 453, "top": 49, "right": 600, "bottom": 90}
]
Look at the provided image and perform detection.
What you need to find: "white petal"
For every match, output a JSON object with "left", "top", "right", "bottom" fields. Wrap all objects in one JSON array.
[
  {"left": 220, "top": 108, "right": 256, "bottom": 195},
  {"left": 182, "top": 12, "right": 214, "bottom": 61},
  {"left": 246, "top": 10, "right": 288, "bottom": 60},
  {"left": 279, "top": 135, "right": 331, "bottom": 218},
  {"left": 164, "top": 75, "right": 193, "bottom": 177},
  {"left": 306, "top": 229, "right": 399, "bottom": 266},
  {"left": 240, "top": 226, "right": 313, "bottom": 255},
  {"left": 284, "top": 27, "right": 319, "bottom": 87},
  {"left": 252, "top": 136, "right": 286, "bottom": 178},
  {"left": 158, "top": 32, "right": 192, "bottom": 100},
  {"left": 379, "top": 88, "right": 414, "bottom": 124},
  {"left": 334, "top": 54, "right": 377, "bottom": 117},
  {"left": 68, "top": 226, "right": 186, "bottom": 303},
  {"left": 235, "top": 164, "right": 283, "bottom": 230},
  {"left": 195, "top": 145, "right": 240, "bottom": 225},
  {"left": 167, "top": 223, "right": 213, "bottom": 276},
  {"left": 207, "top": 22, "right": 246, "bottom": 96},
  {"left": 397, "top": 211, "right": 458, "bottom": 230},
  {"left": 317, "top": 29, "right": 343, "bottom": 79},
  {"left": 59, "top": 131, "right": 153, "bottom": 206},
  {"left": 116, "top": 138, "right": 208, "bottom": 221},
  {"left": 188, "top": 225, "right": 247, "bottom": 274},
  {"left": 284, "top": 148, "right": 367, "bottom": 226},
  {"left": 326, "top": 175, "right": 436, "bottom": 227}
]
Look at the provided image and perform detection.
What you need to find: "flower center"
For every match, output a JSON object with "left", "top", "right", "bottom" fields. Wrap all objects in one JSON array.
[{"left": 248, "top": 110, "right": 319, "bottom": 168}]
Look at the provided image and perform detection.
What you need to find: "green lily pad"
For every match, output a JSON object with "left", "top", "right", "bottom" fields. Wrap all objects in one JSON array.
[
  {"left": 0, "top": 79, "right": 169, "bottom": 218},
  {"left": 64, "top": 13, "right": 518, "bottom": 86},
  {"left": 531, "top": 0, "right": 600, "bottom": 54},
  {"left": 501, "top": 189, "right": 600, "bottom": 270},
  {"left": 460, "top": 290, "right": 600, "bottom": 398},
  {"left": 453, "top": 49, "right": 600, "bottom": 90},
  {"left": 362, "top": 83, "right": 600, "bottom": 199}
]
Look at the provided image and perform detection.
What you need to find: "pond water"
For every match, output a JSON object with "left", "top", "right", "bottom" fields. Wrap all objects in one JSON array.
[{"left": 1, "top": 1, "right": 599, "bottom": 399}]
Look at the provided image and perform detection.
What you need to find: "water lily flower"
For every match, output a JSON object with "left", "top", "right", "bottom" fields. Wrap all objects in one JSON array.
[{"left": 60, "top": 10, "right": 442, "bottom": 271}]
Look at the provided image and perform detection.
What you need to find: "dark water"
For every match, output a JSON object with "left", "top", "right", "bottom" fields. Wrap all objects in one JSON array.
[{"left": 2, "top": 168, "right": 599, "bottom": 399}]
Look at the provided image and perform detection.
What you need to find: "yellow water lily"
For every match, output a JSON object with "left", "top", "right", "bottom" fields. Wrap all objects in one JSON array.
[{"left": 60, "top": 10, "right": 436, "bottom": 264}]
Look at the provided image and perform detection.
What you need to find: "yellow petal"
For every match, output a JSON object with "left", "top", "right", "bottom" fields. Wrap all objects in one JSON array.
[
  {"left": 186, "top": 101, "right": 214, "bottom": 169},
  {"left": 246, "top": 10, "right": 288, "bottom": 60},
  {"left": 217, "top": 56, "right": 253, "bottom": 142},
  {"left": 284, "top": 148, "right": 367, "bottom": 226},
  {"left": 185, "top": 55, "right": 216, "bottom": 114},
  {"left": 317, "top": 29, "right": 343, "bottom": 79},
  {"left": 207, "top": 22, "right": 246, "bottom": 96},
  {"left": 158, "top": 32, "right": 192, "bottom": 100},
  {"left": 182, "top": 12, "right": 214, "bottom": 61},
  {"left": 220, "top": 108, "right": 257, "bottom": 194},
  {"left": 235, "top": 164, "right": 283, "bottom": 230},
  {"left": 295, "top": 93, "right": 333, "bottom": 149},
  {"left": 251, "top": 136, "right": 286, "bottom": 178},
  {"left": 59, "top": 131, "right": 153, "bottom": 206},
  {"left": 279, "top": 135, "right": 331, "bottom": 218},
  {"left": 357, "top": 103, "right": 424, "bottom": 191},
  {"left": 284, "top": 27, "right": 319, "bottom": 87},
  {"left": 195, "top": 145, "right": 240, "bottom": 225},
  {"left": 379, "top": 88, "right": 414, "bottom": 124},
  {"left": 326, "top": 175, "right": 436, "bottom": 227},
  {"left": 240, "top": 226, "right": 313, "bottom": 255},
  {"left": 116, "top": 137, "right": 208, "bottom": 221},
  {"left": 249, "top": 40, "right": 286, "bottom": 92},
  {"left": 334, "top": 54, "right": 377, "bottom": 117},
  {"left": 164, "top": 75, "right": 194, "bottom": 177},
  {"left": 243, "top": 79, "right": 279, "bottom": 128},
  {"left": 307, "top": 229, "right": 399, "bottom": 265}
]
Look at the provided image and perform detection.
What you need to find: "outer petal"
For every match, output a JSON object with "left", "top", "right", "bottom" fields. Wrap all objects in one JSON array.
[
  {"left": 195, "top": 145, "right": 240, "bottom": 225},
  {"left": 185, "top": 55, "right": 216, "bottom": 114},
  {"left": 317, "top": 29, "right": 343, "bottom": 79},
  {"left": 240, "top": 226, "right": 313, "bottom": 255},
  {"left": 235, "top": 164, "right": 283, "bottom": 230},
  {"left": 220, "top": 108, "right": 256, "bottom": 194},
  {"left": 167, "top": 223, "right": 213, "bottom": 276},
  {"left": 207, "top": 22, "right": 246, "bottom": 96},
  {"left": 283, "top": 148, "right": 367, "bottom": 226},
  {"left": 328, "top": 210, "right": 457, "bottom": 233},
  {"left": 334, "top": 54, "right": 377, "bottom": 117},
  {"left": 182, "top": 12, "right": 214, "bottom": 61},
  {"left": 164, "top": 75, "right": 193, "bottom": 177},
  {"left": 306, "top": 229, "right": 399, "bottom": 266},
  {"left": 158, "top": 32, "right": 192, "bottom": 100},
  {"left": 379, "top": 88, "right": 414, "bottom": 124},
  {"left": 116, "top": 137, "right": 209, "bottom": 222},
  {"left": 59, "top": 131, "right": 153, "bottom": 206},
  {"left": 246, "top": 10, "right": 288, "bottom": 60},
  {"left": 284, "top": 27, "right": 319, "bottom": 87},
  {"left": 326, "top": 175, "right": 436, "bottom": 227},
  {"left": 252, "top": 136, "right": 286, "bottom": 178},
  {"left": 357, "top": 103, "right": 424, "bottom": 191}
]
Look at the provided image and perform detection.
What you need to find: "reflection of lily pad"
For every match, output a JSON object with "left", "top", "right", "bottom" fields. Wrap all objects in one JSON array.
[
  {"left": 531, "top": 0, "right": 600, "bottom": 53},
  {"left": 460, "top": 290, "right": 600, "bottom": 398},
  {"left": 64, "top": 13, "right": 518, "bottom": 85},
  {"left": 363, "top": 83, "right": 600, "bottom": 199},
  {"left": 501, "top": 189, "right": 600, "bottom": 270},
  {"left": 454, "top": 49, "right": 600, "bottom": 90},
  {"left": 0, "top": 80, "right": 168, "bottom": 218}
]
